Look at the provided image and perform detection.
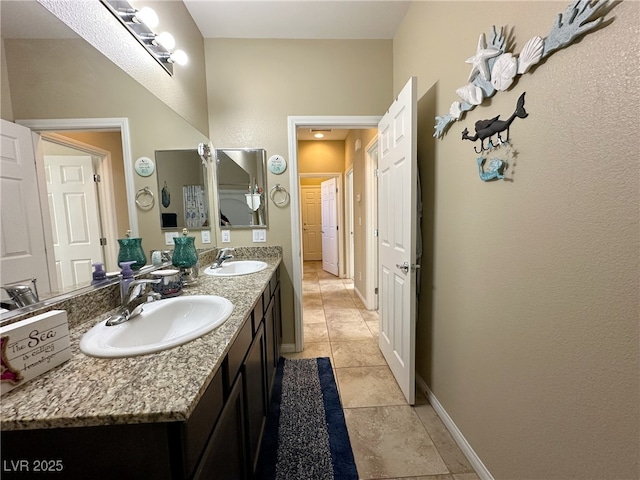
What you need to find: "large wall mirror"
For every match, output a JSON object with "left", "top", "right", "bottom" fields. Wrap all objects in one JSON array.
[
  {"left": 156, "top": 150, "right": 210, "bottom": 230},
  {"left": 1, "top": 1, "right": 210, "bottom": 319},
  {"left": 216, "top": 148, "right": 268, "bottom": 228}
]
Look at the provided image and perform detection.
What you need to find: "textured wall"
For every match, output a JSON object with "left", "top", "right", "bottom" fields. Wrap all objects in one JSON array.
[
  {"left": 394, "top": 1, "right": 639, "bottom": 479},
  {"left": 204, "top": 39, "right": 393, "bottom": 344}
]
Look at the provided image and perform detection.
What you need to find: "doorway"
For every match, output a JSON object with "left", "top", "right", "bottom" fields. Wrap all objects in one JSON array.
[{"left": 288, "top": 116, "right": 381, "bottom": 352}]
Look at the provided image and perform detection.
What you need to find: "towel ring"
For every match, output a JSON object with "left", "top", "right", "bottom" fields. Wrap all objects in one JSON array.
[
  {"left": 135, "top": 186, "right": 155, "bottom": 209},
  {"left": 269, "top": 184, "right": 290, "bottom": 206}
]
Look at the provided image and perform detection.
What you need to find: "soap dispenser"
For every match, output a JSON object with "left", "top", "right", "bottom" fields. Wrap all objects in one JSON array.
[
  {"left": 91, "top": 262, "right": 107, "bottom": 285},
  {"left": 119, "top": 261, "right": 135, "bottom": 303},
  {"left": 117, "top": 230, "right": 147, "bottom": 271},
  {"left": 172, "top": 228, "right": 199, "bottom": 285}
]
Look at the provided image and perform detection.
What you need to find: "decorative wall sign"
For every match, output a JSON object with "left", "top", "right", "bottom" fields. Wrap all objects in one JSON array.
[
  {"left": 268, "top": 154, "right": 287, "bottom": 175},
  {"left": 434, "top": 0, "right": 616, "bottom": 139},
  {"left": 135, "top": 156, "right": 155, "bottom": 177}
]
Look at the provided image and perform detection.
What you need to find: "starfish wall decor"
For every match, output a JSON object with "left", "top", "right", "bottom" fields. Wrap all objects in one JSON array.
[{"left": 433, "top": 0, "right": 617, "bottom": 139}]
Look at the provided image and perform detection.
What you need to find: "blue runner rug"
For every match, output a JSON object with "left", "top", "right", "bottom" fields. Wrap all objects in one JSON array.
[{"left": 256, "top": 357, "right": 359, "bottom": 480}]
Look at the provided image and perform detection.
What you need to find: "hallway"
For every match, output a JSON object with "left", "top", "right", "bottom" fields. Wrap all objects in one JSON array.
[{"left": 283, "top": 261, "right": 479, "bottom": 480}]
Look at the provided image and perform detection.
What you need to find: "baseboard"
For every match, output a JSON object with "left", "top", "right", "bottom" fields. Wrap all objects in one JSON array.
[
  {"left": 353, "top": 285, "right": 372, "bottom": 310},
  {"left": 415, "top": 375, "right": 494, "bottom": 480},
  {"left": 280, "top": 343, "right": 296, "bottom": 353}
]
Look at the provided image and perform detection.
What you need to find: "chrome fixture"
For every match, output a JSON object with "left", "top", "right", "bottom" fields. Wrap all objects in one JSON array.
[
  {"left": 211, "top": 248, "right": 235, "bottom": 269},
  {"left": 1, "top": 279, "right": 39, "bottom": 308},
  {"left": 101, "top": 0, "right": 188, "bottom": 76},
  {"left": 106, "top": 278, "right": 162, "bottom": 326}
]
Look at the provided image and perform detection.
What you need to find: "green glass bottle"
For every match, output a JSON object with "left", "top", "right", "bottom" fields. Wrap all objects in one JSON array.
[
  {"left": 117, "top": 231, "right": 147, "bottom": 270},
  {"left": 172, "top": 229, "right": 198, "bottom": 268}
]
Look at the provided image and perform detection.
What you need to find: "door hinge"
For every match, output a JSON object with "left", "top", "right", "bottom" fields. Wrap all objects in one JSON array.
[
  {"left": 336, "top": 225, "right": 339, "bottom": 231},
  {"left": 374, "top": 169, "right": 379, "bottom": 177},
  {"left": 93, "top": 174, "right": 101, "bottom": 183},
  {"left": 374, "top": 229, "right": 378, "bottom": 237},
  {"left": 99, "top": 237, "right": 107, "bottom": 246},
  {"left": 375, "top": 287, "right": 378, "bottom": 294}
]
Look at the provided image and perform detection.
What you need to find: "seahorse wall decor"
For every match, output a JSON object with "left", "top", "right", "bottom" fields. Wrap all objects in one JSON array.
[{"left": 433, "top": 0, "right": 617, "bottom": 139}]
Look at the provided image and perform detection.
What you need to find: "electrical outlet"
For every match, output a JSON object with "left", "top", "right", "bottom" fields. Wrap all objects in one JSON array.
[
  {"left": 253, "top": 229, "right": 266, "bottom": 243},
  {"left": 221, "top": 230, "right": 231, "bottom": 243},
  {"left": 201, "top": 230, "right": 211, "bottom": 244},
  {"left": 165, "top": 231, "right": 179, "bottom": 245}
]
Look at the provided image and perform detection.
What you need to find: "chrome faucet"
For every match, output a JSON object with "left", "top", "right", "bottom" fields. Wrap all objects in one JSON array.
[
  {"left": 1, "top": 279, "right": 39, "bottom": 309},
  {"left": 211, "top": 247, "right": 235, "bottom": 269},
  {"left": 106, "top": 278, "right": 162, "bottom": 326}
]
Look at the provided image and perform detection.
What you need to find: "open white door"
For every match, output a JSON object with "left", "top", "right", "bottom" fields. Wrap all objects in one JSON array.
[
  {"left": 321, "top": 177, "right": 339, "bottom": 276},
  {"left": 44, "top": 155, "right": 104, "bottom": 289},
  {"left": 0, "top": 119, "right": 54, "bottom": 298},
  {"left": 378, "top": 77, "right": 418, "bottom": 404}
]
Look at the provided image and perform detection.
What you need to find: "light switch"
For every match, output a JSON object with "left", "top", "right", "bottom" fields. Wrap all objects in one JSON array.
[
  {"left": 221, "top": 230, "right": 231, "bottom": 243},
  {"left": 253, "top": 229, "right": 266, "bottom": 243},
  {"left": 165, "top": 231, "right": 179, "bottom": 245},
  {"left": 201, "top": 230, "right": 211, "bottom": 244}
]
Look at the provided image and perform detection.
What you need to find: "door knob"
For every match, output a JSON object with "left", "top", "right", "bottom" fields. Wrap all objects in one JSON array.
[
  {"left": 396, "top": 262, "right": 409, "bottom": 273},
  {"left": 396, "top": 262, "right": 420, "bottom": 273}
]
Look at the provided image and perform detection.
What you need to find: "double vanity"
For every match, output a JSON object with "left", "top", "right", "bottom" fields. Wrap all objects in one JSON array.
[{"left": 1, "top": 248, "right": 282, "bottom": 480}]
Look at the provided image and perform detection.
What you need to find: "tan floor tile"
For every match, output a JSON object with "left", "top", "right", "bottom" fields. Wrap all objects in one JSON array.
[
  {"left": 327, "top": 322, "right": 373, "bottom": 341},
  {"left": 360, "top": 309, "right": 379, "bottom": 322},
  {"left": 344, "top": 405, "right": 449, "bottom": 479},
  {"left": 331, "top": 340, "right": 386, "bottom": 368},
  {"left": 282, "top": 342, "right": 332, "bottom": 361},
  {"left": 302, "top": 307, "right": 326, "bottom": 324},
  {"left": 302, "top": 292, "right": 324, "bottom": 308},
  {"left": 385, "top": 476, "right": 454, "bottom": 480},
  {"left": 304, "top": 322, "right": 328, "bottom": 342},
  {"left": 336, "top": 365, "right": 406, "bottom": 408},
  {"left": 319, "top": 282, "right": 348, "bottom": 292},
  {"left": 414, "top": 404, "right": 475, "bottom": 474},
  {"left": 453, "top": 474, "right": 481, "bottom": 480},
  {"left": 365, "top": 321, "right": 379, "bottom": 338},
  {"left": 324, "top": 307, "right": 364, "bottom": 324}
]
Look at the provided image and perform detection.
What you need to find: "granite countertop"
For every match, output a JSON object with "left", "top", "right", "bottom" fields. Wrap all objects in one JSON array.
[{"left": 1, "top": 252, "right": 281, "bottom": 432}]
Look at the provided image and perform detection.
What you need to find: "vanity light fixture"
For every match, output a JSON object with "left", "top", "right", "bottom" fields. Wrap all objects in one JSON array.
[{"left": 101, "top": 0, "right": 189, "bottom": 75}]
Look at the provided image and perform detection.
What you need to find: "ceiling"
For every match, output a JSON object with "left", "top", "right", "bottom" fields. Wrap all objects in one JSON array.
[{"left": 182, "top": 1, "right": 411, "bottom": 39}]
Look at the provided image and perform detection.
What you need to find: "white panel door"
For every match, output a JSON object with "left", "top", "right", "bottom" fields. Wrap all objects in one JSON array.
[
  {"left": 378, "top": 77, "right": 418, "bottom": 404},
  {"left": 0, "top": 119, "right": 53, "bottom": 297},
  {"left": 301, "top": 186, "right": 323, "bottom": 261},
  {"left": 321, "top": 177, "right": 339, "bottom": 276},
  {"left": 44, "top": 155, "right": 103, "bottom": 289}
]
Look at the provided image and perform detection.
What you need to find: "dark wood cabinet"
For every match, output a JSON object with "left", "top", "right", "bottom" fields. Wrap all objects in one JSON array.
[
  {"left": 243, "top": 322, "right": 267, "bottom": 474},
  {"left": 0, "top": 267, "right": 281, "bottom": 480},
  {"left": 192, "top": 373, "right": 247, "bottom": 480}
]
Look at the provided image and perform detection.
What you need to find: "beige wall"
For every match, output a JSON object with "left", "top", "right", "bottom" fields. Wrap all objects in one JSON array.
[
  {"left": 298, "top": 140, "right": 345, "bottom": 174},
  {"left": 345, "top": 129, "right": 377, "bottom": 296},
  {"left": 205, "top": 39, "right": 393, "bottom": 344},
  {"left": 3, "top": 37, "right": 210, "bottom": 252},
  {"left": 395, "top": 2, "right": 639, "bottom": 479}
]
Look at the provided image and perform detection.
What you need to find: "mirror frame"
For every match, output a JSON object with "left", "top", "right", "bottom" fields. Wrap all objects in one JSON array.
[{"left": 215, "top": 148, "right": 268, "bottom": 229}]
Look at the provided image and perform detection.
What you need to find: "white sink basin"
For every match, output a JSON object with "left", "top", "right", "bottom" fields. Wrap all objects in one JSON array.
[
  {"left": 80, "top": 295, "right": 233, "bottom": 358},
  {"left": 204, "top": 260, "right": 268, "bottom": 277}
]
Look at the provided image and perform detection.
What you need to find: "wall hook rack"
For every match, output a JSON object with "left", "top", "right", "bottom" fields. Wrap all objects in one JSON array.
[{"left": 462, "top": 92, "right": 528, "bottom": 153}]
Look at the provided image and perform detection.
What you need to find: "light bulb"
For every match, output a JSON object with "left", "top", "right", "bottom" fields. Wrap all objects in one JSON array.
[
  {"left": 314, "top": 133, "right": 324, "bottom": 139},
  {"left": 135, "top": 7, "right": 158, "bottom": 28},
  {"left": 156, "top": 32, "right": 175, "bottom": 50},
  {"left": 171, "top": 49, "right": 188, "bottom": 66}
]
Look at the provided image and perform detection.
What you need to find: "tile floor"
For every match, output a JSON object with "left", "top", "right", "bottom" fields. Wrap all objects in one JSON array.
[{"left": 283, "top": 261, "right": 480, "bottom": 480}]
